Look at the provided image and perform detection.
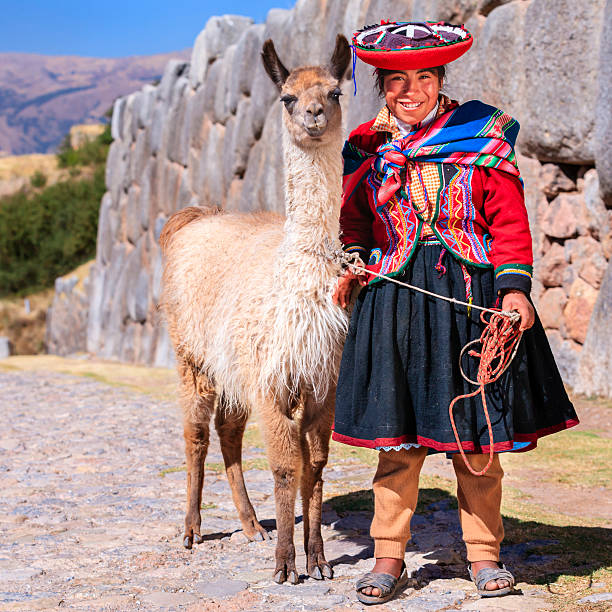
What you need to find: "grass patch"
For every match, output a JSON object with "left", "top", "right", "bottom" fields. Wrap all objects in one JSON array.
[
  {"left": 329, "top": 439, "right": 378, "bottom": 467},
  {"left": 417, "top": 475, "right": 457, "bottom": 511},
  {"left": 244, "top": 424, "right": 264, "bottom": 449},
  {"left": 327, "top": 481, "right": 456, "bottom": 516},
  {"left": 573, "top": 392, "right": 612, "bottom": 413},
  {"left": 507, "top": 518, "right": 612, "bottom": 601},
  {"left": 244, "top": 457, "right": 269, "bottom": 470},
  {"left": 498, "top": 482, "right": 603, "bottom": 529},
  {"left": 159, "top": 457, "right": 269, "bottom": 479},
  {"left": 503, "top": 429, "right": 612, "bottom": 489},
  {"left": 205, "top": 458, "right": 269, "bottom": 473},
  {"left": 80, "top": 371, "right": 127, "bottom": 387},
  {"left": 159, "top": 466, "right": 186, "bottom": 477},
  {"left": 205, "top": 462, "right": 225, "bottom": 473},
  {"left": 0, "top": 355, "right": 178, "bottom": 399},
  {"left": 328, "top": 488, "right": 373, "bottom": 514}
]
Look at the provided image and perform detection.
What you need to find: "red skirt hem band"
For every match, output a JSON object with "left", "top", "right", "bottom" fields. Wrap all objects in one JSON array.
[{"left": 331, "top": 418, "right": 580, "bottom": 452}]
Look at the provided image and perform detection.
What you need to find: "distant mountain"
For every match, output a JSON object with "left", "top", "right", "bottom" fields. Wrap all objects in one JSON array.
[{"left": 0, "top": 50, "right": 191, "bottom": 155}]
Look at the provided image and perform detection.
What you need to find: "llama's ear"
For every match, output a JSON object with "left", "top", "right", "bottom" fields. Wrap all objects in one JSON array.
[
  {"left": 261, "top": 39, "right": 290, "bottom": 91},
  {"left": 329, "top": 34, "right": 351, "bottom": 83}
]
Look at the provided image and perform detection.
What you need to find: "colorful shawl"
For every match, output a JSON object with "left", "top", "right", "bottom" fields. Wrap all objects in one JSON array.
[{"left": 343, "top": 100, "right": 521, "bottom": 208}]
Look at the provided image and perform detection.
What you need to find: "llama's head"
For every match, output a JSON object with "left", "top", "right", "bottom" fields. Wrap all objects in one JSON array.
[{"left": 262, "top": 35, "right": 351, "bottom": 148}]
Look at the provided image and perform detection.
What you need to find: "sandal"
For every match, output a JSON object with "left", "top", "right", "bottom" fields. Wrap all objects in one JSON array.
[
  {"left": 356, "top": 561, "right": 408, "bottom": 605},
  {"left": 468, "top": 562, "right": 515, "bottom": 597}
]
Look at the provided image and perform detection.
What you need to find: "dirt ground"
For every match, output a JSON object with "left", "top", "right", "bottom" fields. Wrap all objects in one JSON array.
[{"left": 0, "top": 356, "right": 610, "bottom": 611}]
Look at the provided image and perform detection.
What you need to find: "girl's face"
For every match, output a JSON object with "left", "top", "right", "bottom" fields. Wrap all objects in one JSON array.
[{"left": 383, "top": 69, "right": 441, "bottom": 125}]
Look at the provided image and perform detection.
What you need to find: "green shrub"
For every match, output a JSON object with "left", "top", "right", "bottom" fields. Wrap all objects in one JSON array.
[
  {"left": 0, "top": 122, "right": 112, "bottom": 297},
  {"left": 56, "top": 135, "right": 79, "bottom": 167},
  {"left": 57, "top": 125, "right": 112, "bottom": 168},
  {"left": 30, "top": 171, "right": 47, "bottom": 188},
  {"left": 0, "top": 166, "right": 105, "bottom": 296}
]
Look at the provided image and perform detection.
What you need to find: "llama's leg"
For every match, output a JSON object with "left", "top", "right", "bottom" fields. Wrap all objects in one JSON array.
[
  {"left": 301, "top": 394, "right": 334, "bottom": 580},
  {"left": 179, "top": 360, "right": 215, "bottom": 549},
  {"left": 215, "top": 403, "right": 269, "bottom": 541},
  {"left": 260, "top": 397, "right": 303, "bottom": 584}
]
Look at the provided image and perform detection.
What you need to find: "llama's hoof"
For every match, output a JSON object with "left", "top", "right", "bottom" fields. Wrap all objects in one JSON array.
[
  {"left": 193, "top": 533, "right": 204, "bottom": 544},
  {"left": 273, "top": 568, "right": 300, "bottom": 584},
  {"left": 274, "top": 569, "right": 285, "bottom": 584},
  {"left": 243, "top": 520, "right": 270, "bottom": 542},
  {"left": 241, "top": 527, "right": 270, "bottom": 543},
  {"left": 288, "top": 570, "right": 299, "bottom": 584},
  {"left": 308, "top": 563, "right": 333, "bottom": 580},
  {"left": 183, "top": 535, "right": 192, "bottom": 549}
]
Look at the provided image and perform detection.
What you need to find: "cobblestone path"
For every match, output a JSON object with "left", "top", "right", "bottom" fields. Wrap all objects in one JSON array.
[{"left": 0, "top": 370, "right": 568, "bottom": 610}]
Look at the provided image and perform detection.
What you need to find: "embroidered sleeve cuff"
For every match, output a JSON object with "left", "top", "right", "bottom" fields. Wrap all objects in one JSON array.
[{"left": 494, "top": 264, "right": 533, "bottom": 295}]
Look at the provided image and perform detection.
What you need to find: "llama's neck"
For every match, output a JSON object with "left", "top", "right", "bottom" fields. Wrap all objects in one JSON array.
[
  {"left": 261, "top": 126, "right": 348, "bottom": 402},
  {"left": 280, "top": 128, "right": 343, "bottom": 261}
]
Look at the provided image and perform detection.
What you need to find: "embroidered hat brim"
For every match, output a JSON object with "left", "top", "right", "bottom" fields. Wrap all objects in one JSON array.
[{"left": 353, "top": 21, "right": 473, "bottom": 69}]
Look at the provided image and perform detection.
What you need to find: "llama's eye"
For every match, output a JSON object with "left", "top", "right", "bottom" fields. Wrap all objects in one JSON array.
[
  {"left": 329, "top": 88, "right": 342, "bottom": 102},
  {"left": 280, "top": 94, "right": 297, "bottom": 111}
]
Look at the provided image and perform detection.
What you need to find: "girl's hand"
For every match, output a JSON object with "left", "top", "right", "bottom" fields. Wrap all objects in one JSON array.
[
  {"left": 501, "top": 289, "right": 535, "bottom": 331},
  {"left": 333, "top": 269, "right": 368, "bottom": 309}
]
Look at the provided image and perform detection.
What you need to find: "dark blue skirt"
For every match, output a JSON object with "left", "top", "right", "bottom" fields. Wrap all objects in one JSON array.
[{"left": 332, "top": 242, "right": 579, "bottom": 453}]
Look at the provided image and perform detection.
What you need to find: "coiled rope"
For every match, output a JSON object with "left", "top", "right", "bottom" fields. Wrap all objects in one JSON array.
[
  {"left": 450, "top": 309, "right": 523, "bottom": 475},
  {"left": 341, "top": 254, "right": 523, "bottom": 475}
]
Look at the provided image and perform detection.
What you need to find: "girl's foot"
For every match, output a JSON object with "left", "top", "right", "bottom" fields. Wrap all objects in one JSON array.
[
  {"left": 470, "top": 560, "right": 513, "bottom": 592},
  {"left": 359, "top": 557, "right": 404, "bottom": 597}
]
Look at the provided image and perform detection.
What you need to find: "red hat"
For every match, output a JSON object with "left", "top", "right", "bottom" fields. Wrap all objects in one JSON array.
[{"left": 352, "top": 21, "right": 473, "bottom": 70}]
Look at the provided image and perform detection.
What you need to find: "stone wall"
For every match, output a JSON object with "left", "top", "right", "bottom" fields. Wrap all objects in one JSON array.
[
  {"left": 47, "top": 0, "right": 612, "bottom": 396},
  {"left": 45, "top": 277, "right": 90, "bottom": 357},
  {"left": 46, "top": 262, "right": 93, "bottom": 357}
]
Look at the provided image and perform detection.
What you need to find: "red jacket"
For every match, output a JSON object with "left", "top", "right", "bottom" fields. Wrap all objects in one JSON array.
[{"left": 340, "top": 117, "right": 534, "bottom": 295}]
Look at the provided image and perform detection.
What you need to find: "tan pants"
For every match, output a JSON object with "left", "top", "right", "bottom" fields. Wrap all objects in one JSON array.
[{"left": 371, "top": 446, "right": 504, "bottom": 562}]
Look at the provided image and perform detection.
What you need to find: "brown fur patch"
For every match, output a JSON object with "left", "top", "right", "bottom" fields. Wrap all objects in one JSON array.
[
  {"left": 159, "top": 206, "right": 217, "bottom": 254},
  {"left": 283, "top": 67, "right": 336, "bottom": 94}
]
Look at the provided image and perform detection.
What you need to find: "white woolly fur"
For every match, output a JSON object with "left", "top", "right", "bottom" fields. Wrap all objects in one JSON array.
[{"left": 161, "top": 117, "right": 348, "bottom": 419}]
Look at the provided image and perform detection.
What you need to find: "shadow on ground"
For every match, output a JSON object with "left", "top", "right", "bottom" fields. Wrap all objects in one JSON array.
[{"left": 325, "top": 487, "right": 612, "bottom": 587}]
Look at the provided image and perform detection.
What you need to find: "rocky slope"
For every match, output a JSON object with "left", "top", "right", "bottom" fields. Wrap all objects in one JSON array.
[
  {"left": 0, "top": 153, "right": 61, "bottom": 197},
  {"left": 0, "top": 125, "right": 105, "bottom": 197},
  {"left": 46, "top": 0, "right": 612, "bottom": 397},
  {"left": 0, "top": 50, "right": 190, "bottom": 155}
]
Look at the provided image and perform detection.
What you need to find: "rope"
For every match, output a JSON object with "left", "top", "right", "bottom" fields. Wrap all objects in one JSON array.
[
  {"left": 339, "top": 253, "right": 523, "bottom": 476},
  {"left": 449, "top": 310, "right": 522, "bottom": 475},
  {"left": 344, "top": 259, "right": 520, "bottom": 321}
]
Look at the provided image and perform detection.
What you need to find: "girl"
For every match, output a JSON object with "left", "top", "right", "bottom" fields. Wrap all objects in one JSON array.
[{"left": 332, "top": 21, "right": 579, "bottom": 605}]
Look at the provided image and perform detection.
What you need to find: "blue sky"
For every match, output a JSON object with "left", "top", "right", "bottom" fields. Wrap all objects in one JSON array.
[{"left": 0, "top": 0, "right": 295, "bottom": 57}]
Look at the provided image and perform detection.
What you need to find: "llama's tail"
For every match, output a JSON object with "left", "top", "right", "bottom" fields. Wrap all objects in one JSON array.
[{"left": 159, "top": 206, "right": 217, "bottom": 254}]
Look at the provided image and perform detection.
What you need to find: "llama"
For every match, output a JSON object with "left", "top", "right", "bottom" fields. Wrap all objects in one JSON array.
[{"left": 160, "top": 35, "right": 351, "bottom": 584}]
